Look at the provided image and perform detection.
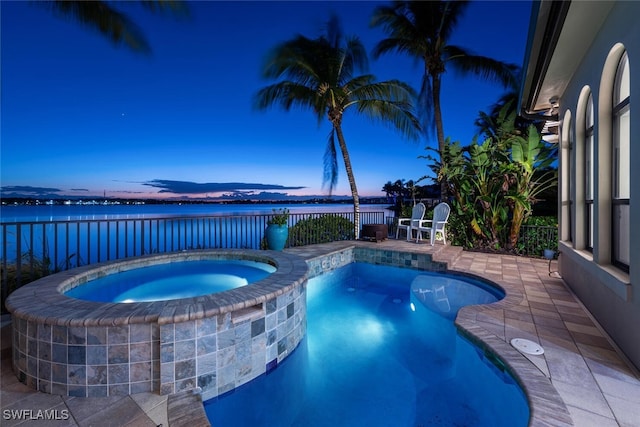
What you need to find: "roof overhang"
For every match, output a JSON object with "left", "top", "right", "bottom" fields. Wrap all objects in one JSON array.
[{"left": 518, "top": 0, "right": 615, "bottom": 122}]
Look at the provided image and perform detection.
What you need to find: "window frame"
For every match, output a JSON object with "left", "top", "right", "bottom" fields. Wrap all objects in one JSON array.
[
  {"left": 611, "top": 51, "right": 629, "bottom": 272},
  {"left": 585, "top": 93, "right": 595, "bottom": 252}
]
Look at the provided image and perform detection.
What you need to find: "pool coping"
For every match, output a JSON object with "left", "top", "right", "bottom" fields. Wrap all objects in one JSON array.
[{"left": 5, "top": 249, "right": 308, "bottom": 326}]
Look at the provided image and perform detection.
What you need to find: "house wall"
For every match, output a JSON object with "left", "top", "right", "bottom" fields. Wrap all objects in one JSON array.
[{"left": 557, "top": 1, "right": 640, "bottom": 369}]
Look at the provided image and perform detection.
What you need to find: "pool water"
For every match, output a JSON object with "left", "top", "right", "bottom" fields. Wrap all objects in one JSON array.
[
  {"left": 204, "top": 262, "right": 529, "bottom": 427},
  {"left": 64, "top": 259, "right": 276, "bottom": 303}
]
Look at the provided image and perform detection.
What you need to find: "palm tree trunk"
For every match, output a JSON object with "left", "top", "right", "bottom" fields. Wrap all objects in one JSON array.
[
  {"left": 432, "top": 75, "right": 448, "bottom": 201},
  {"left": 334, "top": 125, "right": 360, "bottom": 239}
]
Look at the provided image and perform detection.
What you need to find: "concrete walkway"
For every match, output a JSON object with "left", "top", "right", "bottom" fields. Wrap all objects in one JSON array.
[{"left": 2, "top": 240, "right": 639, "bottom": 426}]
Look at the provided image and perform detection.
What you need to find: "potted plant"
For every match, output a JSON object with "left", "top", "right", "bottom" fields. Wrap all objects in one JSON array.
[{"left": 265, "top": 208, "right": 289, "bottom": 251}]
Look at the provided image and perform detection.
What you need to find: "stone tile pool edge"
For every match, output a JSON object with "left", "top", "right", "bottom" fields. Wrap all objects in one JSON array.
[
  {"left": 5, "top": 249, "right": 309, "bottom": 404},
  {"left": 174, "top": 243, "right": 571, "bottom": 427}
]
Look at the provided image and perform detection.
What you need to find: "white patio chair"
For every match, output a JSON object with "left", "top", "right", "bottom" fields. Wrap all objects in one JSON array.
[
  {"left": 395, "top": 202, "right": 426, "bottom": 240},
  {"left": 416, "top": 202, "right": 450, "bottom": 245}
]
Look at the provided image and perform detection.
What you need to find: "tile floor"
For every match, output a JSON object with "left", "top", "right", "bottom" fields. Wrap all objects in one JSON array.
[{"left": 1, "top": 239, "right": 639, "bottom": 426}]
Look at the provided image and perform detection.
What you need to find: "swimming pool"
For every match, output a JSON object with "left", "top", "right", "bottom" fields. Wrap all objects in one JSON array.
[
  {"left": 64, "top": 259, "right": 276, "bottom": 303},
  {"left": 204, "top": 262, "right": 529, "bottom": 426}
]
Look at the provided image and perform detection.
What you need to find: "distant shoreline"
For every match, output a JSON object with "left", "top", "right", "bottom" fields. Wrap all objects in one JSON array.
[
  {"left": 0, "top": 200, "right": 397, "bottom": 223},
  {"left": 1, "top": 196, "right": 391, "bottom": 207}
]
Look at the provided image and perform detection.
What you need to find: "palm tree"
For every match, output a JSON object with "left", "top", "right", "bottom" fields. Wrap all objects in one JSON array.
[
  {"left": 474, "top": 68, "right": 536, "bottom": 139},
  {"left": 255, "top": 15, "right": 420, "bottom": 238},
  {"left": 371, "top": 0, "right": 517, "bottom": 198},
  {"left": 382, "top": 181, "right": 396, "bottom": 203},
  {"left": 36, "top": 0, "right": 188, "bottom": 54}
]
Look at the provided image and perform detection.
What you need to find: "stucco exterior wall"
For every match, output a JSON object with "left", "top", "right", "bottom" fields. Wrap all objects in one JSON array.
[{"left": 557, "top": 1, "right": 639, "bottom": 369}]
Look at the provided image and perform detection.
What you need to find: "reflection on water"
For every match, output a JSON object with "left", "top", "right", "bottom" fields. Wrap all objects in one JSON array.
[
  {"left": 205, "top": 263, "right": 528, "bottom": 427},
  {"left": 411, "top": 274, "right": 502, "bottom": 320}
]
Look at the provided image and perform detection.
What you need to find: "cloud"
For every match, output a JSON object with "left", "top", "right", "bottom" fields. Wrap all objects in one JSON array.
[
  {"left": 143, "top": 179, "right": 306, "bottom": 194},
  {"left": 70, "top": 188, "right": 89, "bottom": 192},
  {"left": 1, "top": 185, "right": 62, "bottom": 196}
]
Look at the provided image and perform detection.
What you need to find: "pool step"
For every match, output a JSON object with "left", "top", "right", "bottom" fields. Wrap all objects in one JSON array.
[{"left": 431, "top": 245, "right": 464, "bottom": 268}]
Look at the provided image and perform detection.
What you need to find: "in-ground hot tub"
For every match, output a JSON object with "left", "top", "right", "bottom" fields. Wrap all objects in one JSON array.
[
  {"left": 64, "top": 259, "right": 277, "bottom": 303},
  {"left": 5, "top": 250, "right": 308, "bottom": 398}
]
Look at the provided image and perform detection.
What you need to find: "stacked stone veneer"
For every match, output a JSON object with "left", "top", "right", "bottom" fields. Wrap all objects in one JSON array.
[
  {"left": 158, "top": 284, "right": 306, "bottom": 401},
  {"left": 11, "top": 319, "right": 160, "bottom": 397},
  {"left": 6, "top": 250, "right": 308, "bottom": 399}
]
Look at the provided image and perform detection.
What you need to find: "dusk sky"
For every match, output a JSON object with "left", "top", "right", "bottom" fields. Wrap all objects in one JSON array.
[{"left": 1, "top": 1, "right": 532, "bottom": 201}]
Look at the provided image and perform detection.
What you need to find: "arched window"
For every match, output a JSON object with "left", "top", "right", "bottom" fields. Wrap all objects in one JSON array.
[
  {"left": 585, "top": 93, "right": 594, "bottom": 251},
  {"left": 560, "top": 110, "right": 573, "bottom": 242},
  {"left": 612, "top": 51, "right": 629, "bottom": 271},
  {"left": 575, "top": 86, "right": 591, "bottom": 251}
]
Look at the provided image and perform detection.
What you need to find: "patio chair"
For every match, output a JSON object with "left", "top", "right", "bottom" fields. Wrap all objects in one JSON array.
[
  {"left": 395, "top": 202, "right": 426, "bottom": 240},
  {"left": 416, "top": 202, "right": 450, "bottom": 245}
]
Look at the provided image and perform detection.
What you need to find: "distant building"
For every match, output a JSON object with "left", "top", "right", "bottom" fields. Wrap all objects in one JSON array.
[{"left": 519, "top": 1, "right": 638, "bottom": 369}]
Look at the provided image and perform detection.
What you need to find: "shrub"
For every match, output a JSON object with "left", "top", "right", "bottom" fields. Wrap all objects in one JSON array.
[{"left": 288, "top": 214, "right": 354, "bottom": 246}]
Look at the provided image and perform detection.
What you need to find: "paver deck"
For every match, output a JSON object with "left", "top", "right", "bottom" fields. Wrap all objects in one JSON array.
[{"left": 2, "top": 239, "right": 639, "bottom": 426}]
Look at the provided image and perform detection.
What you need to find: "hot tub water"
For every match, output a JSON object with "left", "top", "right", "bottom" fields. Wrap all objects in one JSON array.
[{"left": 64, "top": 259, "right": 276, "bottom": 303}]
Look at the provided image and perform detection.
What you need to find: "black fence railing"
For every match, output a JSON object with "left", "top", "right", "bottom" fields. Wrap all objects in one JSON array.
[
  {"left": 1, "top": 211, "right": 386, "bottom": 304},
  {"left": 517, "top": 225, "right": 559, "bottom": 257}
]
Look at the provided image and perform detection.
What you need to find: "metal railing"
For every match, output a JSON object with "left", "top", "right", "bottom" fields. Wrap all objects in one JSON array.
[
  {"left": 516, "top": 225, "right": 559, "bottom": 257},
  {"left": 1, "top": 211, "right": 386, "bottom": 305}
]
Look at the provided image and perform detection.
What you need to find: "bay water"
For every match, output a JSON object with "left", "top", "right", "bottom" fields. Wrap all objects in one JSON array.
[{"left": 0, "top": 203, "right": 393, "bottom": 223}]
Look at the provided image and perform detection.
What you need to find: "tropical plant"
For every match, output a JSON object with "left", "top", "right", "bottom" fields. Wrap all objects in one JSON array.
[
  {"left": 371, "top": 0, "right": 517, "bottom": 198},
  {"left": 505, "top": 124, "right": 558, "bottom": 247},
  {"left": 422, "top": 104, "right": 557, "bottom": 250},
  {"left": 254, "top": 15, "right": 421, "bottom": 238},
  {"left": 382, "top": 178, "right": 440, "bottom": 216},
  {"left": 36, "top": 0, "right": 188, "bottom": 54},
  {"left": 267, "top": 208, "right": 290, "bottom": 226},
  {"left": 382, "top": 181, "right": 396, "bottom": 202}
]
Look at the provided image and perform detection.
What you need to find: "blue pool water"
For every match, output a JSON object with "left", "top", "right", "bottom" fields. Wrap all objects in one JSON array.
[
  {"left": 64, "top": 260, "right": 276, "bottom": 303},
  {"left": 204, "top": 262, "right": 529, "bottom": 426}
]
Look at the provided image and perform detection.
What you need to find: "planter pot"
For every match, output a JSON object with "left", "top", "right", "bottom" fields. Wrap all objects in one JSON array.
[{"left": 266, "top": 224, "right": 288, "bottom": 251}]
